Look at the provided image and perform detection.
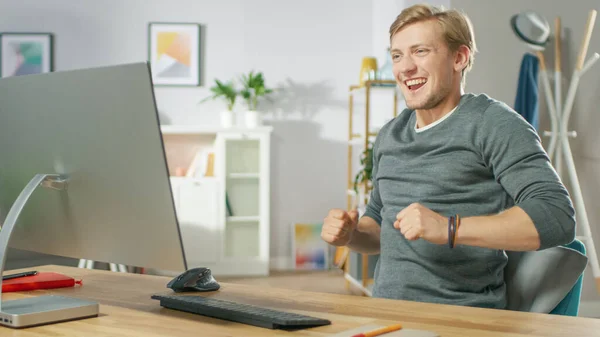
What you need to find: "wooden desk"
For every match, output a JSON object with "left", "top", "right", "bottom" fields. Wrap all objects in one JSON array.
[{"left": 1, "top": 265, "right": 599, "bottom": 336}]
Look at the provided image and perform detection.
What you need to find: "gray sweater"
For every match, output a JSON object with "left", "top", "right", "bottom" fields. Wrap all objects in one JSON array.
[{"left": 363, "top": 93, "right": 575, "bottom": 309}]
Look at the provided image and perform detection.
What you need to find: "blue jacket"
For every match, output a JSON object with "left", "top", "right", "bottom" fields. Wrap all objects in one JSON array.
[{"left": 514, "top": 53, "right": 540, "bottom": 130}]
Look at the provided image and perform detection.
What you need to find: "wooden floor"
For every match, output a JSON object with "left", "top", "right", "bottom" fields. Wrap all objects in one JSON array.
[{"left": 218, "top": 268, "right": 365, "bottom": 296}]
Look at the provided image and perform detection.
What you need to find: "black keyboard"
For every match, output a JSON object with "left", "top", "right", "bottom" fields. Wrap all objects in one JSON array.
[{"left": 151, "top": 294, "right": 331, "bottom": 329}]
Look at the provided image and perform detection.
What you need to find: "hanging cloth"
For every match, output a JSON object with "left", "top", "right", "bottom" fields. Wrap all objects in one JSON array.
[{"left": 513, "top": 53, "right": 540, "bottom": 130}]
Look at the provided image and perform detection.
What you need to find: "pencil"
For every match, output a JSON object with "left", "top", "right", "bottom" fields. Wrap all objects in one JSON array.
[{"left": 351, "top": 324, "right": 403, "bottom": 337}]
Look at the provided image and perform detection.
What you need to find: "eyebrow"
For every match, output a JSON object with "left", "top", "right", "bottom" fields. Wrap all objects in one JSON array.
[{"left": 390, "top": 44, "right": 433, "bottom": 52}]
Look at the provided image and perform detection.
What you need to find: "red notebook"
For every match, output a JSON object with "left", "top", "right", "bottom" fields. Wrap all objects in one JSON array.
[{"left": 2, "top": 272, "right": 82, "bottom": 292}]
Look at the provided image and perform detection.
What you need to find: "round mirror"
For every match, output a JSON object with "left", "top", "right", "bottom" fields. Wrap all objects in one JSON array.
[{"left": 510, "top": 11, "right": 550, "bottom": 50}]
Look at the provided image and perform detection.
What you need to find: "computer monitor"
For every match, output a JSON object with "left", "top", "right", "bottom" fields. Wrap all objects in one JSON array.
[{"left": 0, "top": 62, "right": 188, "bottom": 275}]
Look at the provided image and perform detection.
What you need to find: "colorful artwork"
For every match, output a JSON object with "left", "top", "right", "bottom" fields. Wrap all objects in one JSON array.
[
  {"left": 148, "top": 23, "right": 200, "bottom": 86},
  {"left": 0, "top": 33, "right": 53, "bottom": 78},
  {"left": 293, "top": 223, "right": 328, "bottom": 270}
]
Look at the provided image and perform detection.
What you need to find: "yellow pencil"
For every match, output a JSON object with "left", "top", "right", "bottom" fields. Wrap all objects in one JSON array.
[{"left": 351, "top": 323, "right": 403, "bottom": 337}]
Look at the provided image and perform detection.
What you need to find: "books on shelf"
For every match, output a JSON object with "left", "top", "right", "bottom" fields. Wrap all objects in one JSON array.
[
  {"left": 184, "top": 149, "right": 215, "bottom": 178},
  {"left": 225, "top": 193, "right": 233, "bottom": 216}
]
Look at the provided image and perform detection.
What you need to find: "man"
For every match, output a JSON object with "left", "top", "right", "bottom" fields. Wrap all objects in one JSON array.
[{"left": 321, "top": 4, "right": 575, "bottom": 309}]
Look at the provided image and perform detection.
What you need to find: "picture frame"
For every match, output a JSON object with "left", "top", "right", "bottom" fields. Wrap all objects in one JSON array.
[
  {"left": 148, "top": 22, "right": 201, "bottom": 86},
  {"left": 0, "top": 33, "right": 53, "bottom": 78},
  {"left": 291, "top": 223, "right": 329, "bottom": 270}
]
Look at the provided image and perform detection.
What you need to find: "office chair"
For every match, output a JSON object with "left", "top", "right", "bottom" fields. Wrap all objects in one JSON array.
[
  {"left": 504, "top": 239, "right": 587, "bottom": 314},
  {"left": 549, "top": 239, "right": 586, "bottom": 316}
]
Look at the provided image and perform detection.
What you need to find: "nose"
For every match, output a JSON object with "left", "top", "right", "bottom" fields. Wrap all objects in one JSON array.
[{"left": 394, "top": 55, "right": 417, "bottom": 79}]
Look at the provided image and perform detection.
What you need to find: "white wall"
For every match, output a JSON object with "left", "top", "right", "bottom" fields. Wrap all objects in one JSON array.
[
  {"left": 0, "top": 0, "right": 374, "bottom": 267},
  {"left": 453, "top": 0, "right": 600, "bottom": 317}
]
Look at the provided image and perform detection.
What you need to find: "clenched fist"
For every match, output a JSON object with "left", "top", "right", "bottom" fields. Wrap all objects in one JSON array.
[
  {"left": 394, "top": 203, "right": 448, "bottom": 244},
  {"left": 321, "top": 208, "right": 359, "bottom": 246}
]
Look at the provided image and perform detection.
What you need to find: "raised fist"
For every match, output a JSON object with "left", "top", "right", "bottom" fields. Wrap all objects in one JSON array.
[{"left": 321, "top": 208, "right": 359, "bottom": 246}]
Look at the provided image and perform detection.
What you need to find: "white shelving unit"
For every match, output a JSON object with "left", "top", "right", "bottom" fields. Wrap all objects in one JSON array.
[{"left": 161, "top": 125, "right": 272, "bottom": 276}]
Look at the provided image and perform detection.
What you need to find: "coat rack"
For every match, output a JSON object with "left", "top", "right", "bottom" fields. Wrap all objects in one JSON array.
[{"left": 537, "top": 10, "right": 600, "bottom": 292}]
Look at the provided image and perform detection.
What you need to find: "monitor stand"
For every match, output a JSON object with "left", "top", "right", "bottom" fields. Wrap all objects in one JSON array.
[{"left": 0, "top": 174, "right": 99, "bottom": 328}]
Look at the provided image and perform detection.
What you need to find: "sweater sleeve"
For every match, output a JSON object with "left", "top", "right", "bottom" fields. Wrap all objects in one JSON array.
[
  {"left": 362, "top": 128, "right": 384, "bottom": 225},
  {"left": 479, "top": 102, "right": 575, "bottom": 250}
]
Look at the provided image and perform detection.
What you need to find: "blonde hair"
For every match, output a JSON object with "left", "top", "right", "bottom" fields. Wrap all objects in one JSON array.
[{"left": 389, "top": 4, "right": 477, "bottom": 86}]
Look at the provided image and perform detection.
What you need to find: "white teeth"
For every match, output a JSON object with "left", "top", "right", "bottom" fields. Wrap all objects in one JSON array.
[{"left": 406, "top": 78, "right": 426, "bottom": 86}]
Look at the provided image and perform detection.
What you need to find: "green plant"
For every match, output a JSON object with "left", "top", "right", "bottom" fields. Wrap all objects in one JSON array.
[
  {"left": 239, "top": 70, "right": 273, "bottom": 111},
  {"left": 353, "top": 142, "right": 374, "bottom": 193},
  {"left": 199, "top": 79, "right": 238, "bottom": 111}
]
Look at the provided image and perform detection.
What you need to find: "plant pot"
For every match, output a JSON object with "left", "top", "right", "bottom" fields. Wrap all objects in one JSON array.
[
  {"left": 220, "top": 110, "right": 235, "bottom": 128},
  {"left": 244, "top": 110, "right": 261, "bottom": 128}
]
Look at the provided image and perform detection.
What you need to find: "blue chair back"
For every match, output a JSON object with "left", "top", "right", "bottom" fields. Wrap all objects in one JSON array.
[
  {"left": 504, "top": 239, "right": 587, "bottom": 314},
  {"left": 549, "top": 239, "right": 586, "bottom": 316}
]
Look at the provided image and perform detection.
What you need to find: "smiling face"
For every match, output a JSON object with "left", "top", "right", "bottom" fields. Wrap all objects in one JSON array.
[{"left": 390, "top": 19, "right": 464, "bottom": 111}]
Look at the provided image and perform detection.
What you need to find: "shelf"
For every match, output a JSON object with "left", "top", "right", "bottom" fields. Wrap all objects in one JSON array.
[
  {"left": 225, "top": 178, "right": 259, "bottom": 217},
  {"left": 169, "top": 176, "right": 217, "bottom": 183},
  {"left": 351, "top": 131, "right": 379, "bottom": 138},
  {"left": 164, "top": 123, "right": 270, "bottom": 276},
  {"left": 161, "top": 125, "right": 273, "bottom": 135},
  {"left": 348, "top": 137, "right": 377, "bottom": 146},
  {"left": 226, "top": 139, "right": 260, "bottom": 174},
  {"left": 350, "top": 80, "right": 397, "bottom": 91},
  {"left": 350, "top": 82, "right": 398, "bottom": 95},
  {"left": 347, "top": 188, "right": 371, "bottom": 199},
  {"left": 345, "top": 78, "right": 397, "bottom": 287},
  {"left": 228, "top": 173, "right": 260, "bottom": 179},
  {"left": 225, "top": 222, "right": 259, "bottom": 258},
  {"left": 227, "top": 216, "right": 260, "bottom": 223},
  {"left": 348, "top": 129, "right": 380, "bottom": 146},
  {"left": 220, "top": 256, "right": 265, "bottom": 264}
]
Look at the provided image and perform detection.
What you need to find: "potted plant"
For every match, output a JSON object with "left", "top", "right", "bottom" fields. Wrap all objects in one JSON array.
[
  {"left": 353, "top": 142, "right": 373, "bottom": 198},
  {"left": 199, "top": 79, "right": 238, "bottom": 128},
  {"left": 239, "top": 70, "right": 273, "bottom": 128}
]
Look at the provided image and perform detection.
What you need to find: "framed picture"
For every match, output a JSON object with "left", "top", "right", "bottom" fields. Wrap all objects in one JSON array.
[
  {"left": 148, "top": 22, "right": 201, "bottom": 86},
  {"left": 292, "top": 223, "right": 329, "bottom": 270},
  {"left": 0, "top": 33, "right": 53, "bottom": 78}
]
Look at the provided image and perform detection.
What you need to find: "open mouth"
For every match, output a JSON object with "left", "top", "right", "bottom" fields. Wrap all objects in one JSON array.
[{"left": 405, "top": 78, "right": 427, "bottom": 91}]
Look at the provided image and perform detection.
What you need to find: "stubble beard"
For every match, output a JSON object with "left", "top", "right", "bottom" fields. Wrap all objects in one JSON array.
[{"left": 406, "top": 85, "right": 450, "bottom": 111}]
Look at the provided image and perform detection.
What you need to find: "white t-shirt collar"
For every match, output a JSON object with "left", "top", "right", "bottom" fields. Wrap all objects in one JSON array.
[{"left": 414, "top": 105, "right": 458, "bottom": 133}]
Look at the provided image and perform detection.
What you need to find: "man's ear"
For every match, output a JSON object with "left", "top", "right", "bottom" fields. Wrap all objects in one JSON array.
[{"left": 454, "top": 45, "right": 470, "bottom": 73}]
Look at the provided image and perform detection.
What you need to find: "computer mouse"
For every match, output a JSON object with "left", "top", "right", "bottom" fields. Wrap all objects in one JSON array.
[{"left": 167, "top": 267, "right": 220, "bottom": 292}]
